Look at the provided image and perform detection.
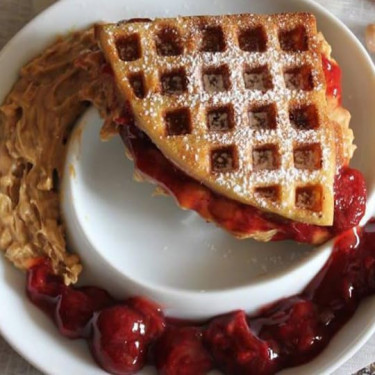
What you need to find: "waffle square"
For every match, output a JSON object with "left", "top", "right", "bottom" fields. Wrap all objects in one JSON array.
[{"left": 96, "top": 13, "right": 337, "bottom": 226}]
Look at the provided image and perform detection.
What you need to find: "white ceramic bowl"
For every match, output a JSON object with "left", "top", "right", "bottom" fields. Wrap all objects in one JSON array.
[{"left": 0, "top": 0, "right": 374, "bottom": 374}]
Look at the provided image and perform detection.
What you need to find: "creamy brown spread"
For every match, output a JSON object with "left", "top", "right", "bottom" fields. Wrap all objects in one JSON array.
[{"left": 0, "top": 28, "right": 122, "bottom": 284}]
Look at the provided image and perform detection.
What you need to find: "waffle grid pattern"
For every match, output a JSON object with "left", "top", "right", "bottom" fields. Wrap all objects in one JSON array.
[{"left": 97, "top": 13, "right": 336, "bottom": 225}]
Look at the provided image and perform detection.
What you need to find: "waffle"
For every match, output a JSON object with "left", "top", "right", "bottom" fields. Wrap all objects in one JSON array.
[{"left": 96, "top": 13, "right": 338, "bottom": 226}]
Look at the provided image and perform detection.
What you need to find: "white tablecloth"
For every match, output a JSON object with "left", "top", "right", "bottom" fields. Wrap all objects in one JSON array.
[{"left": 0, "top": 0, "right": 374, "bottom": 374}]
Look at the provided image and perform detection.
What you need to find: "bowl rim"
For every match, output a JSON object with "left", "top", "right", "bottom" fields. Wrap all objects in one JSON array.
[{"left": 0, "top": 0, "right": 374, "bottom": 374}]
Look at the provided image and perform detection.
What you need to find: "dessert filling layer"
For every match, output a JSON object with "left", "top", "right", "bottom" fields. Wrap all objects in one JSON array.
[
  {"left": 115, "top": 53, "right": 365, "bottom": 244},
  {"left": 119, "top": 121, "right": 366, "bottom": 245}
]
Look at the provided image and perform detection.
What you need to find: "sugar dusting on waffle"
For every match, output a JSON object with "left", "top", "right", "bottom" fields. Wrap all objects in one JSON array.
[{"left": 96, "top": 13, "right": 337, "bottom": 225}]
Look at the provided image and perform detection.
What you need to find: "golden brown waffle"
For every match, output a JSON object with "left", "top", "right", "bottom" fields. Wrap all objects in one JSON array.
[{"left": 96, "top": 13, "right": 338, "bottom": 226}]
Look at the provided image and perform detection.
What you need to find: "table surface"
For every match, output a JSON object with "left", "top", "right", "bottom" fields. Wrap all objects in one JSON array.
[{"left": 0, "top": 0, "right": 374, "bottom": 374}]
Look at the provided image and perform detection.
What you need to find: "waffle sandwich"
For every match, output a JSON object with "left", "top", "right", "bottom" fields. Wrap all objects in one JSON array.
[{"left": 96, "top": 13, "right": 358, "bottom": 242}]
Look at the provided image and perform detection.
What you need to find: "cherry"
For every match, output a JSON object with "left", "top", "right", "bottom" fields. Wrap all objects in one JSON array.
[
  {"left": 127, "top": 296, "right": 166, "bottom": 340},
  {"left": 204, "top": 311, "right": 278, "bottom": 375},
  {"left": 26, "top": 259, "right": 64, "bottom": 316},
  {"left": 333, "top": 167, "right": 367, "bottom": 233},
  {"left": 259, "top": 299, "right": 322, "bottom": 364},
  {"left": 90, "top": 305, "right": 150, "bottom": 375},
  {"left": 154, "top": 326, "right": 212, "bottom": 375},
  {"left": 55, "top": 286, "right": 114, "bottom": 339}
]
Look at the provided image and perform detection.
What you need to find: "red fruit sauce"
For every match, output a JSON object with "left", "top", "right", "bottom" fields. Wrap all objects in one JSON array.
[
  {"left": 119, "top": 123, "right": 366, "bottom": 245},
  {"left": 111, "top": 56, "right": 365, "bottom": 245},
  {"left": 154, "top": 326, "right": 213, "bottom": 375},
  {"left": 26, "top": 221, "right": 375, "bottom": 375}
]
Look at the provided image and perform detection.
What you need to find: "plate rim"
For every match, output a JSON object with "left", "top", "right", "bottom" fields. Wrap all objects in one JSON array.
[{"left": 0, "top": 0, "right": 374, "bottom": 374}]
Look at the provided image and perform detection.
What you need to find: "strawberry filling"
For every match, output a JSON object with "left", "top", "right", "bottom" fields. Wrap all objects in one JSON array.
[
  {"left": 119, "top": 121, "right": 366, "bottom": 244},
  {"left": 113, "top": 56, "right": 366, "bottom": 244}
]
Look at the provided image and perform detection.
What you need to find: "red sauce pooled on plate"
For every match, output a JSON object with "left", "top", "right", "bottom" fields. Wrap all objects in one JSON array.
[{"left": 26, "top": 222, "right": 375, "bottom": 374}]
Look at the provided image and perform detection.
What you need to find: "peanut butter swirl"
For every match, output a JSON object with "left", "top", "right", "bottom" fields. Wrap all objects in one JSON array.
[{"left": 0, "top": 28, "right": 120, "bottom": 284}]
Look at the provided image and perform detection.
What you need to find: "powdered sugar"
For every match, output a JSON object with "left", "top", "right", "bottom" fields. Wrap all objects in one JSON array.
[{"left": 100, "top": 13, "right": 336, "bottom": 224}]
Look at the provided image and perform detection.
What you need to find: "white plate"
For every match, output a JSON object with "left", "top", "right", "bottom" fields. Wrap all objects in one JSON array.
[{"left": 0, "top": 0, "right": 375, "bottom": 374}]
